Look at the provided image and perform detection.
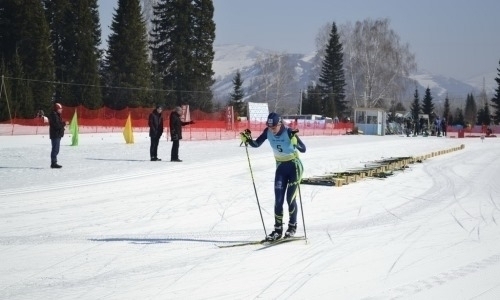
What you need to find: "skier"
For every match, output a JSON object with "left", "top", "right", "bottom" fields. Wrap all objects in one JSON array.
[
  {"left": 148, "top": 105, "right": 164, "bottom": 161},
  {"left": 48, "top": 103, "right": 65, "bottom": 168},
  {"left": 240, "top": 112, "right": 306, "bottom": 241}
]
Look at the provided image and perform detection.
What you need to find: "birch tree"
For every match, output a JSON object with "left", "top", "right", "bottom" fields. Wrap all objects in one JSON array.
[
  {"left": 340, "top": 18, "right": 417, "bottom": 108},
  {"left": 250, "top": 52, "right": 296, "bottom": 113}
]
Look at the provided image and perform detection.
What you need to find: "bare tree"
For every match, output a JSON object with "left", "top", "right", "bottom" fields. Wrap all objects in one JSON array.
[
  {"left": 310, "top": 23, "right": 332, "bottom": 81},
  {"left": 251, "top": 52, "right": 296, "bottom": 113},
  {"left": 340, "top": 18, "right": 417, "bottom": 108}
]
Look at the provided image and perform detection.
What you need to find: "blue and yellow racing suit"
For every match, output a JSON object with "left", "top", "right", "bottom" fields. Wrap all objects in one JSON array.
[{"left": 248, "top": 125, "right": 306, "bottom": 227}]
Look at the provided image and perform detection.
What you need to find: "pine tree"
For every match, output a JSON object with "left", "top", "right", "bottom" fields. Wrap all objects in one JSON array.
[
  {"left": 477, "top": 102, "right": 491, "bottom": 126},
  {"left": 229, "top": 70, "right": 245, "bottom": 118},
  {"left": 0, "top": 60, "right": 11, "bottom": 121},
  {"left": 10, "top": 52, "right": 34, "bottom": 118},
  {"left": 453, "top": 107, "right": 465, "bottom": 126},
  {"left": 301, "top": 84, "right": 322, "bottom": 115},
  {"left": 483, "top": 102, "right": 492, "bottom": 125},
  {"left": 443, "top": 95, "right": 451, "bottom": 124},
  {"left": 151, "top": 0, "right": 215, "bottom": 111},
  {"left": 0, "top": 0, "right": 55, "bottom": 117},
  {"left": 151, "top": 0, "right": 191, "bottom": 108},
  {"left": 464, "top": 93, "right": 477, "bottom": 126},
  {"left": 190, "top": 0, "right": 215, "bottom": 111},
  {"left": 0, "top": 1, "right": 18, "bottom": 62},
  {"left": 103, "top": 0, "right": 151, "bottom": 109},
  {"left": 421, "top": 87, "right": 434, "bottom": 120},
  {"left": 388, "top": 101, "right": 405, "bottom": 122},
  {"left": 491, "top": 60, "right": 500, "bottom": 124},
  {"left": 44, "top": 0, "right": 103, "bottom": 109},
  {"left": 317, "top": 22, "right": 346, "bottom": 118},
  {"left": 410, "top": 88, "right": 420, "bottom": 122}
]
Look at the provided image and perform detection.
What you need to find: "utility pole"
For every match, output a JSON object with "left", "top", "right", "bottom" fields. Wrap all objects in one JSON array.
[{"left": 299, "top": 90, "right": 302, "bottom": 115}]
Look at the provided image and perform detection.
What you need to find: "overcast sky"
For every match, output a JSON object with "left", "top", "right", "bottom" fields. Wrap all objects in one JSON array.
[{"left": 98, "top": 0, "right": 500, "bottom": 81}]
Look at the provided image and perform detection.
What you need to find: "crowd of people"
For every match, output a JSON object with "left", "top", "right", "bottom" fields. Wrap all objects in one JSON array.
[
  {"left": 48, "top": 104, "right": 194, "bottom": 168},
  {"left": 147, "top": 105, "right": 194, "bottom": 162},
  {"left": 404, "top": 116, "right": 447, "bottom": 137}
]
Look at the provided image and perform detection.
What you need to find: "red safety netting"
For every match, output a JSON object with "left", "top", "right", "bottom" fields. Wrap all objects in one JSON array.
[{"left": 0, "top": 105, "right": 355, "bottom": 138}]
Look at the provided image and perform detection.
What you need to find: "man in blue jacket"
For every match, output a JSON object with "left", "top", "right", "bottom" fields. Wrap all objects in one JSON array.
[{"left": 240, "top": 112, "right": 306, "bottom": 241}]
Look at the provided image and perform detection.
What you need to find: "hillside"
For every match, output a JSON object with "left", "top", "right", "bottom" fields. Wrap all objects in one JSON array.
[{"left": 212, "top": 44, "right": 497, "bottom": 109}]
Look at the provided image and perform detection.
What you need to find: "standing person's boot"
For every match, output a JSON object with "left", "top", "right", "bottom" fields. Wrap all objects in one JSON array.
[{"left": 51, "top": 163, "right": 62, "bottom": 168}]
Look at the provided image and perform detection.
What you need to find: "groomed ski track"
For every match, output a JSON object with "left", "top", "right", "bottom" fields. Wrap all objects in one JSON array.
[{"left": 1, "top": 133, "right": 500, "bottom": 299}]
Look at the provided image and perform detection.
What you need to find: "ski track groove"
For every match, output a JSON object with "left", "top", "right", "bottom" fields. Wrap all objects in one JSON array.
[
  {"left": 0, "top": 154, "right": 245, "bottom": 197},
  {"left": 3, "top": 136, "right": 500, "bottom": 299}
]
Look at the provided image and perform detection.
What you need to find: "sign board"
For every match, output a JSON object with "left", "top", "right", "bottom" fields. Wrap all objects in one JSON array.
[{"left": 247, "top": 102, "right": 269, "bottom": 122}]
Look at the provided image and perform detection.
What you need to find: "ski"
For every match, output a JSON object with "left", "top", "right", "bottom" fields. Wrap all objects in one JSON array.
[
  {"left": 217, "top": 240, "right": 266, "bottom": 248},
  {"left": 217, "top": 236, "right": 305, "bottom": 248},
  {"left": 256, "top": 236, "right": 306, "bottom": 250}
]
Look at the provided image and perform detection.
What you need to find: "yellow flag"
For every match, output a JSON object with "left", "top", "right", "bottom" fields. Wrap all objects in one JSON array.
[{"left": 123, "top": 113, "right": 134, "bottom": 144}]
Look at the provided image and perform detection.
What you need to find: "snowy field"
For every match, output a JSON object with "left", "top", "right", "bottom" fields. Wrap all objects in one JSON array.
[{"left": 1, "top": 132, "right": 500, "bottom": 300}]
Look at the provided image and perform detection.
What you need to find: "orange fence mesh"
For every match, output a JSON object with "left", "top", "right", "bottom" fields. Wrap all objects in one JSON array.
[{"left": 0, "top": 105, "right": 355, "bottom": 138}]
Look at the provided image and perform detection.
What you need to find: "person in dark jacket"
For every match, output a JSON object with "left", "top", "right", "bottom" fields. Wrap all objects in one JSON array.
[
  {"left": 169, "top": 106, "right": 193, "bottom": 162},
  {"left": 48, "top": 103, "right": 65, "bottom": 168},
  {"left": 441, "top": 118, "right": 447, "bottom": 137},
  {"left": 148, "top": 105, "right": 164, "bottom": 161}
]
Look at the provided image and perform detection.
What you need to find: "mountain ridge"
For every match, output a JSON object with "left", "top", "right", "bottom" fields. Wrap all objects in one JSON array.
[{"left": 212, "top": 44, "right": 496, "bottom": 107}]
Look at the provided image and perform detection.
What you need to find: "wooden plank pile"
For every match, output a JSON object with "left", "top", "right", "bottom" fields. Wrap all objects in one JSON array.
[{"left": 301, "top": 144, "right": 464, "bottom": 187}]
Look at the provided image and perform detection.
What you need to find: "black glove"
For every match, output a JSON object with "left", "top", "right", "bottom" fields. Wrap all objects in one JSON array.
[
  {"left": 291, "top": 129, "right": 299, "bottom": 136},
  {"left": 189, "top": 120, "right": 195, "bottom": 124}
]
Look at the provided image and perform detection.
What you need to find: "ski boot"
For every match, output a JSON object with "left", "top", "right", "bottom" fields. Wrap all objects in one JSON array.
[
  {"left": 284, "top": 223, "right": 297, "bottom": 238},
  {"left": 266, "top": 224, "right": 283, "bottom": 241}
]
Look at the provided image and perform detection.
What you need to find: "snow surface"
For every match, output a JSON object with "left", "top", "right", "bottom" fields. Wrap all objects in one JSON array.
[{"left": 1, "top": 133, "right": 500, "bottom": 299}]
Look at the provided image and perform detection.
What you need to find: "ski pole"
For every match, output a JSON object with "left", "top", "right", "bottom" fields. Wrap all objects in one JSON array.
[
  {"left": 296, "top": 160, "right": 307, "bottom": 241},
  {"left": 297, "top": 181, "right": 307, "bottom": 241},
  {"left": 244, "top": 145, "right": 267, "bottom": 237}
]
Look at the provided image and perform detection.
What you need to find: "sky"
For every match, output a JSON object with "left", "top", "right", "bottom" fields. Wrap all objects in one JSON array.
[
  {"left": 1, "top": 129, "right": 500, "bottom": 299},
  {"left": 98, "top": 0, "right": 500, "bottom": 81}
]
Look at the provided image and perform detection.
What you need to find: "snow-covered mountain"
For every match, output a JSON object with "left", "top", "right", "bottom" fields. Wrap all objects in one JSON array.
[
  {"left": 211, "top": 44, "right": 317, "bottom": 106},
  {"left": 212, "top": 44, "right": 497, "bottom": 107},
  {"left": 409, "top": 72, "right": 479, "bottom": 105},
  {"left": 464, "top": 71, "right": 498, "bottom": 93}
]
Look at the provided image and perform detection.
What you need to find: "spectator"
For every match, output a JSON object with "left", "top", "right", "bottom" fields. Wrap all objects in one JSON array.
[
  {"left": 406, "top": 118, "right": 412, "bottom": 137},
  {"left": 441, "top": 118, "right": 447, "bottom": 137},
  {"left": 435, "top": 117, "right": 441, "bottom": 136},
  {"left": 148, "top": 105, "right": 164, "bottom": 161},
  {"left": 169, "top": 106, "right": 194, "bottom": 162},
  {"left": 48, "top": 103, "right": 65, "bottom": 168}
]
